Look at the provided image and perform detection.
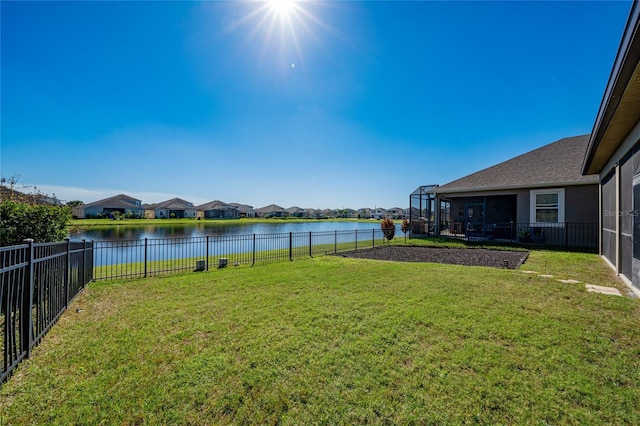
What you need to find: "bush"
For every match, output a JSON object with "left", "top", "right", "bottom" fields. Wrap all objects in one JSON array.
[
  {"left": 401, "top": 219, "right": 410, "bottom": 234},
  {"left": 0, "top": 199, "right": 71, "bottom": 246},
  {"left": 380, "top": 217, "right": 395, "bottom": 241}
]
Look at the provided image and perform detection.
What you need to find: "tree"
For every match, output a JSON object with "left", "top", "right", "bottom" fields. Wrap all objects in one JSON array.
[
  {"left": 66, "top": 200, "right": 84, "bottom": 207},
  {"left": 1, "top": 199, "right": 71, "bottom": 246},
  {"left": 0, "top": 174, "right": 72, "bottom": 245}
]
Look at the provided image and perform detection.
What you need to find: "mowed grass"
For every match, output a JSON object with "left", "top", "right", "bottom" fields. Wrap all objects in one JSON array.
[{"left": 1, "top": 251, "right": 639, "bottom": 425}]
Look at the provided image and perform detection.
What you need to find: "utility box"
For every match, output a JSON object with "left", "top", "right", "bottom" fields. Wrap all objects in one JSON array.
[
  {"left": 218, "top": 258, "right": 228, "bottom": 269},
  {"left": 194, "top": 260, "right": 206, "bottom": 272}
]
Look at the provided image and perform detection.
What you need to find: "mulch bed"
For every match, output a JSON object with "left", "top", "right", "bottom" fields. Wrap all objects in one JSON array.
[{"left": 336, "top": 245, "right": 529, "bottom": 269}]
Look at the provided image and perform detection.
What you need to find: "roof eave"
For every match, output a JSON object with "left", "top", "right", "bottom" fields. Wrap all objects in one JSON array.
[
  {"left": 432, "top": 180, "right": 599, "bottom": 195},
  {"left": 583, "top": 2, "right": 640, "bottom": 175}
]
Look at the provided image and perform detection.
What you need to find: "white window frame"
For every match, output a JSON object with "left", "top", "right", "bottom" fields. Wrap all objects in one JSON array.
[{"left": 530, "top": 188, "right": 565, "bottom": 224}]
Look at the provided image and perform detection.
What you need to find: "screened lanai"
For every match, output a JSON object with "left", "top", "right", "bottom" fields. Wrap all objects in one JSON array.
[{"left": 409, "top": 185, "right": 449, "bottom": 237}]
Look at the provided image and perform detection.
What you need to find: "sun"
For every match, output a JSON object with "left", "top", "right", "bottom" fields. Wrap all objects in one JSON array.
[{"left": 267, "top": 0, "right": 298, "bottom": 19}]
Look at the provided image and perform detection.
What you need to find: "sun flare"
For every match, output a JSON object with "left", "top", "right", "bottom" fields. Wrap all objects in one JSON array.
[{"left": 268, "top": 0, "right": 297, "bottom": 18}]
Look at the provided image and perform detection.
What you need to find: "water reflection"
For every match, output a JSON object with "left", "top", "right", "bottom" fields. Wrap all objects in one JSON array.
[{"left": 70, "top": 221, "right": 389, "bottom": 241}]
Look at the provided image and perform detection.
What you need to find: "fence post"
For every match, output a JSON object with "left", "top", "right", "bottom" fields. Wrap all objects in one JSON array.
[
  {"left": 355, "top": 229, "right": 358, "bottom": 251},
  {"left": 372, "top": 229, "right": 375, "bottom": 248},
  {"left": 144, "top": 238, "right": 148, "bottom": 278},
  {"left": 22, "top": 239, "right": 35, "bottom": 358},
  {"left": 565, "top": 222, "right": 569, "bottom": 248},
  {"left": 309, "top": 231, "right": 313, "bottom": 258},
  {"left": 92, "top": 239, "right": 96, "bottom": 282},
  {"left": 65, "top": 238, "right": 71, "bottom": 308},
  {"left": 81, "top": 239, "right": 86, "bottom": 288},
  {"left": 289, "top": 232, "right": 293, "bottom": 261},
  {"left": 334, "top": 230, "right": 337, "bottom": 254},
  {"left": 252, "top": 234, "right": 256, "bottom": 266},
  {"left": 206, "top": 236, "right": 210, "bottom": 271}
]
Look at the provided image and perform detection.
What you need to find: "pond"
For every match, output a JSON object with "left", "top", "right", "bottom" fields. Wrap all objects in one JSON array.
[
  {"left": 69, "top": 220, "right": 396, "bottom": 241},
  {"left": 71, "top": 220, "right": 403, "bottom": 271}
]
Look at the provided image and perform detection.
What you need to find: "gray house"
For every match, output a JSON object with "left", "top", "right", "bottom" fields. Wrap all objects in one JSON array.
[
  {"left": 431, "top": 135, "right": 599, "bottom": 244},
  {"left": 81, "top": 194, "right": 144, "bottom": 219},
  {"left": 196, "top": 200, "right": 239, "bottom": 219},
  {"left": 229, "top": 203, "right": 255, "bottom": 218},
  {"left": 150, "top": 198, "right": 197, "bottom": 219},
  {"left": 582, "top": 2, "right": 640, "bottom": 295},
  {"left": 285, "top": 206, "right": 305, "bottom": 218},
  {"left": 255, "top": 204, "right": 286, "bottom": 218}
]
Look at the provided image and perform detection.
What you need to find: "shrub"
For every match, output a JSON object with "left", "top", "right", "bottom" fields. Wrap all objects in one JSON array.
[
  {"left": 401, "top": 218, "right": 410, "bottom": 234},
  {"left": 0, "top": 199, "right": 71, "bottom": 246},
  {"left": 380, "top": 217, "right": 395, "bottom": 241},
  {"left": 401, "top": 218, "right": 410, "bottom": 241}
]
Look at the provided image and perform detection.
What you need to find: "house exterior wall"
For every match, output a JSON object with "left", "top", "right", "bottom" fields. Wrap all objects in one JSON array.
[
  {"left": 83, "top": 206, "right": 103, "bottom": 218},
  {"left": 597, "top": 120, "right": 640, "bottom": 289},
  {"left": 83, "top": 205, "right": 144, "bottom": 218},
  {"left": 441, "top": 186, "right": 597, "bottom": 225},
  {"left": 155, "top": 208, "right": 169, "bottom": 218}
]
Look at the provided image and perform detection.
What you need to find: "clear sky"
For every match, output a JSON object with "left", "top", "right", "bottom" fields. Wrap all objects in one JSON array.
[{"left": 1, "top": 0, "right": 633, "bottom": 210}]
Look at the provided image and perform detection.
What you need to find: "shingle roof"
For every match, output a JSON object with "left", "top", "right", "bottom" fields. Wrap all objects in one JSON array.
[
  {"left": 433, "top": 135, "right": 599, "bottom": 195},
  {"left": 83, "top": 194, "right": 142, "bottom": 209},
  {"left": 150, "top": 198, "right": 194, "bottom": 210},
  {"left": 285, "top": 206, "right": 304, "bottom": 213},
  {"left": 196, "top": 200, "right": 233, "bottom": 211},
  {"left": 229, "top": 203, "right": 254, "bottom": 213},
  {"left": 255, "top": 204, "right": 285, "bottom": 213}
]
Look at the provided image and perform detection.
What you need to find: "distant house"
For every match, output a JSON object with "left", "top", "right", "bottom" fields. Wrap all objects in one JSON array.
[
  {"left": 255, "top": 204, "right": 286, "bottom": 218},
  {"left": 344, "top": 208, "right": 358, "bottom": 219},
  {"left": 431, "top": 135, "right": 599, "bottom": 243},
  {"left": 581, "top": 2, "right": 640, "bottom": 294},
  {"left": 373, "top": 208, "right": 387, "bottom": 220},
  {"left": 358, "top": 208, "right": 373, "bottom": 219},
  {"left": 286, "top": 206, "right": 305, "bottom": 218},
  {"left": 387, "top": 207, "right": 404, "bottom": 219},
  {"left": 229, "top": 203, "right": 256, "bottom": 218},
  {"left": 81, "top": 194, "right": 144, "bottom": 219},
  {"left": 305, "top": 208, "right": 320, "bottom": 219},
  {"left": 149, "top": 198, "right": 197, "bottom": 219},
  {"left": 196, "top": 200, "right": 239, "bottom": 219}
]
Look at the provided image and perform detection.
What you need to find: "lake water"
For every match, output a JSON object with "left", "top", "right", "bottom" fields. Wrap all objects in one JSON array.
[
  {"left": 73, "top": 221, "right": 401, "bottom": 271},
  {"left": 69, "top": 220, "right": 393, "bottom": 241}
]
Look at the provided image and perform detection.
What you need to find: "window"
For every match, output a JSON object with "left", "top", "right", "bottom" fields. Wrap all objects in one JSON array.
[{"left": 530, "top": 188, "right": 564, "bottom": 224}]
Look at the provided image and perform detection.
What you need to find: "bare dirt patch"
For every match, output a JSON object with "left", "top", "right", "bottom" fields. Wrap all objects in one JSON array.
[{"left": 337, "top": 245, "right": 529, "bottom": 269}]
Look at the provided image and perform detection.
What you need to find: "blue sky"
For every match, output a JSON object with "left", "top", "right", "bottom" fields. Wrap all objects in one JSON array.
[{"left": 1, "top": 0, "right": 633, "bottom": 209}]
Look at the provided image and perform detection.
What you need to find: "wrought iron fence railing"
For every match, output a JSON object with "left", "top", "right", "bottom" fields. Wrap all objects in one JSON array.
[
  {"left": 92, "top": 229, "right": 389, "bottom": 280},
  {"left": 1, "top": 239, "right": 94, "bottom": 384}
]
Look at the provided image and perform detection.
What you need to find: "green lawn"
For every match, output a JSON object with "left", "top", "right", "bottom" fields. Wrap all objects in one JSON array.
[{"left": 1, "top": 250, "right": 639, "bottom": 425}]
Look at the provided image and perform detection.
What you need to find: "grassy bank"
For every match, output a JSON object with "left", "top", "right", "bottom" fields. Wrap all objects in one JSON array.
[{"left": 1, "top": 251, "right": 638, "bottom": 424}]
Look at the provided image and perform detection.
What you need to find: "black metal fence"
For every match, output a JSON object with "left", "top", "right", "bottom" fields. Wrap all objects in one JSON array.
[
  {"left": 1, "top": 239, "right": 94, "bottom": 384},
  {"left": 416, "top": 222, "right": 598, "bottom": 250},
  {"left": 93, "top": 229, "right": 389, "bottom": 280}
]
